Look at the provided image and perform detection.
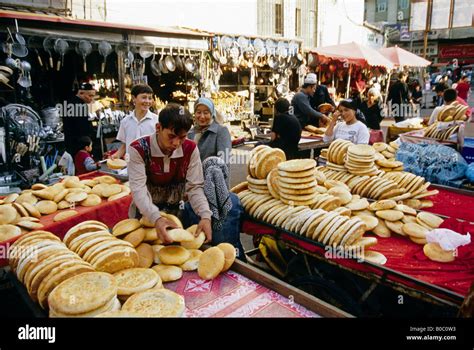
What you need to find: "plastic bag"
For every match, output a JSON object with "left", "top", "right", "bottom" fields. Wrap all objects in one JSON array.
[{"left": 426, "top": 229, "right": 471, "bottom": 251}]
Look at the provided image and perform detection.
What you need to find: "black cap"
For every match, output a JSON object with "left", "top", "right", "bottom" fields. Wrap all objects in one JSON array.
[{"left": 79, "top": 82, "right": 94, "bottom": 91}]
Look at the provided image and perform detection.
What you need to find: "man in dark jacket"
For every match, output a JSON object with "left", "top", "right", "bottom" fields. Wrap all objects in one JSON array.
[
  {"left": 269, "top": 98, "right": 302, "bottom": 160},
  {"left": 387, "top": 72, "right": 409, "bottom": 123},
  {"left": 291, "top": 73, "right": 330, "bottom": 128},
  {"left": 62, "top": 82, "right": 96, "bottom": 156},
  {"left": 310, "top": 83, "right": 336, "bottom": 111}
]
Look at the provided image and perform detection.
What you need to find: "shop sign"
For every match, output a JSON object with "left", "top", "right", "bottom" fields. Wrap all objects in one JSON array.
[
  {"left": 400, "top": 24, "right": 411, "bottom": 41},
  {"left": 439, "top": 44, "right": 474, "bottom": 59}
]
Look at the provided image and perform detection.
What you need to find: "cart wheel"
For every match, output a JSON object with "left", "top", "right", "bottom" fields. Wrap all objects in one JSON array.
[{"left": 291, "top": 275, "right": 363, "bottom": 316}]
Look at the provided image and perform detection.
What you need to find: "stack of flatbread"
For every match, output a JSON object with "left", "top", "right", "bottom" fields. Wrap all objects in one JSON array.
[
  {"left": 247, "top": 145, "right": 286, "bottom": 180},
  {"left": 64, "top": 221, "right": 139, "bottom": 274},
  {"left": 277, "top": 159, "right": 319, "bottom": 206},
  {"left": 48, "top": 272, "right": 120, "bottom": 317},
  {"left": 8, "top": 230, "right": 95, "bottom": 310},
  {"left": 345, "top": 144, "right": 379, "bottom": 176},
  {"left": 326, "top": 139, "right": 351, "bottom": 171},
  {"left": 237, "top": 189, "right": 377, "bottom": 252},
  {"left": 423, "top": 122, "right": 461, "bottom": 141}
]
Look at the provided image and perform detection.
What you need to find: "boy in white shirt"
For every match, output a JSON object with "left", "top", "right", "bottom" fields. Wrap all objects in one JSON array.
[
  {"left": 110, "top": 84, "right": 159, "bottom": 160},
  {"left": 323, "top": 99, "right": 370, "bottom": 145}
]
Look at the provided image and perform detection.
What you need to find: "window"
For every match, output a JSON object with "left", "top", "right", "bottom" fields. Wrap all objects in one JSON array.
[
  {"left": 410, "top": 0, "right": 428, "bottom": 31},
  {"left": 376, "top": 0, "right": 387, "bottom": 13},
  {"left": 295, "top": 8, "right": 301, "bottom": 37},
  {"left": 275, "top": 3, "right": 284, "bottom": 35},
  {"left": 398, "top": 0, "right": 409, "bottom": 10},
  {"left": 431, "top": 0, "right": 450, "bottom": 29},
  {"left": 452, "top": 0, "right": 473, "bottom": 27}
]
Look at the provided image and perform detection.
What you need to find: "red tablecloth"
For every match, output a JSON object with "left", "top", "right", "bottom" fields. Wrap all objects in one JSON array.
[
  {"left": 425, "top": 186, "right": 474, "bottom": 222},
  {"left": 0, "top": 171, "right": 132, "bottom": 267},
  {"left": 165, "top": 270, "right": 318, "bottom": 317},
  {"left": 243, "top": 219, "right": 474, "bottom": 299}
]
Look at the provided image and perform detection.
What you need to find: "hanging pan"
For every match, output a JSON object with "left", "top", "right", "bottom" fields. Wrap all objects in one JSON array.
[
  {"left": 77, "top": 40, "right": 92, "bottom": 72},
  {"left": 98, "top": 40, "right": 113, "bottom": 73},
  {"left": 54, "top": 38, "right": 69, "bottom": 71},
  {"left": 164, "top": 47, "right": 176, "bottom": 72}
]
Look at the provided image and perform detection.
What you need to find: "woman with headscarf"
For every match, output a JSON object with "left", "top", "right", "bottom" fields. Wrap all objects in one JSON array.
[
  {"left": 323, "top": 99, "right": 370, "bottom": 145},
  {"left": 188, "top": 97, "right": 232, "bottom": 164},
  {"left": 359, "top": 88, "right": 383, "bottom": 130},
  {"left": 187, "top": 98, "right": 245, "bottom": 260}
]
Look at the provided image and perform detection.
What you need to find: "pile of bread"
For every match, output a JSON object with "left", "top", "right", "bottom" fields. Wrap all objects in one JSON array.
[
  {"left": 48, "top": 269, "right": 185, "bottom": 317},
  {"left": 64, "top": 221, "right": 139, "bottom": 274},
  {"left": 0, "top": 175, "right": 131, "bottom": 243},
  {"left": 247, "top": 145, "right": 287, "bottom": 180},
  {"left": 318, "top": 141, "right": 438, "bottom": 201},
  {"left": 436, "top": 102, "right": 469, "bottom": 122},
  {"left": 303, "top": 125, "right": 326, "bottom": 138},
  {"left": 111, "top": 215, "right": 237, "bottom": 282},
  {"left": 106, "top": 158, "right": 127, "bottom": 170},
  {"left": 9, "top": 230, "right": 96, "bottom": 310},
  {"left": 423, "top": 122, "right": 461, "bottom": 141}
]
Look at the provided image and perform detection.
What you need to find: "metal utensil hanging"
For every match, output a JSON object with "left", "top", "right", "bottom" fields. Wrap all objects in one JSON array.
[
  {"left": 150, "top": 47, "right": 161, "bottom": 77},
  {"left": 14, "top": 20, "right": 26, "bottom": 45},
  {"left": 43, "top": 36, "right": 55, "bottom": 69},
  {"left": 184, "top": 49, "right": 196, "bottom": 73},
  {"left": 77, "top": 40, "right": 92, "bottom": 72},
  {"left": 27, "top": 36, "right": 43, "bottom": 67},
  {"left": 158, "top": 47, "right": 168, "bottom": 74},
  {"left": 164, "top": 46, "right": 176, "bottom": 72},
  {"left": 54, "top": 38, "right": 69, "bottom": 71},
  {"left": 175, "top": 46, "right": 184, "bottom": 71},
  {"left": 98, "top": 40, "right": 112, "bottom": 73}
]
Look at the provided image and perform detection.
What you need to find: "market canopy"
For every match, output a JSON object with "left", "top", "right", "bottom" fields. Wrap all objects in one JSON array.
[
  {"left": 378, "top": 46, "right": 431, "bottom": 68},
  {"left": 309, "top": 41, "right": 394, "bottom": 70}
]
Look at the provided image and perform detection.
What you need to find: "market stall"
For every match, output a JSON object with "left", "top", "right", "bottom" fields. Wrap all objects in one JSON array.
[
  {"left": 0, "top": 10, "right": 211, "bottom": 187},
  {"left": 206, "top": 34, "right": 305, "bottom": 140},
  {"left": 0, "top": 169, "right": 349, "bottom": 317},
  {"left": 308, "top": 41, "right": 394, "bottom": 101},
  {"left": 233, "top": 142, "right": 473, "bottom": 316}
]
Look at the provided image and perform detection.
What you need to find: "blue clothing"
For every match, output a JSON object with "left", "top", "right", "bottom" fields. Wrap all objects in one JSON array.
[{"left": 182, "top": 192, "right": 245, "bottom": 260}]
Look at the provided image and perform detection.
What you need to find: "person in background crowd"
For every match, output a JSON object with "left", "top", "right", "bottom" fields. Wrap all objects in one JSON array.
[
  {"left": 63, "top": 82, "right": 96, "bottom": 157},
  {"left": 111, "top": 84, "right": 158, "bottom": 160},
  {"left": 429, "top": 88, "right": 471, "bottom": 125},
  {"left": 74, "top": 136, "right": 99, "bottom": 175},
  {"left": 188, "top": 97, "right": 232, "bottom": 165},
  {"left": 433, "top": 82, "right": 449, "bottom": 107},
  {"left": 309, "top": 75, "right": 336, "bottom": 111},
  {"left": 456, "top": 75, "right": 471, "bottom": 101},
  {"left": 268, "top": 98, "right": 301, "bottom": 160},
  {"left": 292, "top": 73, "right": 330, "bottom": 128},
  {"left": 410, "top": 80, "right": 423, "bottom": 106},
  {"left": 359, "top": 88, "right": 383, "bottom": 131},
  {"left": 387, "top": 72, "right": 409, "bottom": 123},
  {"left": 351, "top": 72, "right": 367, "bottom": 107},
  {"left": 323, "top": 99, "right": 370, "bottom": 145}
]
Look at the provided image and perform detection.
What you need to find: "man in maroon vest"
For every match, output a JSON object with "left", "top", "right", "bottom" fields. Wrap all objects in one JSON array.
[{"left": 128, "top": 104, "right": 212, "bottom": 244}]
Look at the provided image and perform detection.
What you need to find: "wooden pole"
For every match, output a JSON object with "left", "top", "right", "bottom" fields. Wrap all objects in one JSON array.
[
  {"left": 384, "top": 70, "right": 392, "bottom": 105},
  {"left": 345, "top": 64, "right": 352, "bottom": 99}
]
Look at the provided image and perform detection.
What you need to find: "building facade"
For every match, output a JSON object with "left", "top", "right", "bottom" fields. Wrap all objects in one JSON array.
[{"left": 365, "top": 0, "right": 474, "bottom": 66}]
